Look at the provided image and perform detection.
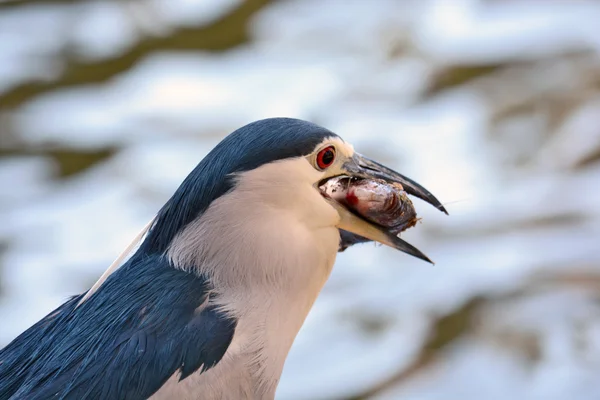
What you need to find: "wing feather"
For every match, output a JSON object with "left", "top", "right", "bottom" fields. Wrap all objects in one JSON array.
[{"left": 0, "top": 255, "right": 236, "bottom": 400}]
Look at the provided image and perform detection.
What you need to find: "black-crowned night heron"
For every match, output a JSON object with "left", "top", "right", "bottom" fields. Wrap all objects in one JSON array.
[{"left": 0, "top": 118, "right": 446, "bottom": 400}]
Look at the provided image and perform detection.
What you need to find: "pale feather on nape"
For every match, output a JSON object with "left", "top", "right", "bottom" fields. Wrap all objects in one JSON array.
[{"left": 77, "top": 218, "right": 155, "bottom": 306}]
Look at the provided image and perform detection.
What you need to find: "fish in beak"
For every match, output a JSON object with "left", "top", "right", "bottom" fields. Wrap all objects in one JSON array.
[{"left": 321, "top": 153, "right": 447, "bottom": 264}]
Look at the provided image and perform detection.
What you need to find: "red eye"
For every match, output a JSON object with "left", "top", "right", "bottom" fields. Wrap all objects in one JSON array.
[{"left": 316, "top": 146, "right": 336, "bottom": 169}]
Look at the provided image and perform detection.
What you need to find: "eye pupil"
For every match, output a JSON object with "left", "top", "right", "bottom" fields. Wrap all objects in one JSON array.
[{"left": 317, "top": 146, "right": 336, "bottom": 169}]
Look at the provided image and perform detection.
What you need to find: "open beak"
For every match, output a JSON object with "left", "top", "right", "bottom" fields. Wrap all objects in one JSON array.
[{"left": 327, "top": 153, "right": 447, "bottom": 264}]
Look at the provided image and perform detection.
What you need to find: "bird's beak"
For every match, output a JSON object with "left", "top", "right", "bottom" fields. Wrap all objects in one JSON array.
[
  {"left": 342, "top": 153, "right": 448, "bottom": 214},
  {"left": 326, "top": 153, "right": 447, "bottom": 264}
]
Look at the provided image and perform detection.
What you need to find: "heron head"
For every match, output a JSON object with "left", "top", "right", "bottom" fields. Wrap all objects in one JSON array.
[{"left": 139, "top": 118, "right": 445, "bottom": 264}]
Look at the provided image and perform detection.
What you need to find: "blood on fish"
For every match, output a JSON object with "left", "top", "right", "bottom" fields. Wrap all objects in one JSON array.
[{"left": 345, "top": 191, "right": 359, "bottom": 206}]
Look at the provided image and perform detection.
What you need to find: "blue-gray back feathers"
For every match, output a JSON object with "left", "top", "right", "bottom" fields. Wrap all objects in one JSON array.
[{"left": 0, "top": 256, "right": 236, "bottom": 400}]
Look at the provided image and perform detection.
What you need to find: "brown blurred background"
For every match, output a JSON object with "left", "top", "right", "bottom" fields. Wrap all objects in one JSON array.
[{"left": 1, "top": 0, "right": 600, "bottom": 399}]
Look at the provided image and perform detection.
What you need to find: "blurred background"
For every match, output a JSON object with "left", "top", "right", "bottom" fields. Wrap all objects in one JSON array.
[{"left": 1, "top": 0, "right": 600, "bottom": 398}]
